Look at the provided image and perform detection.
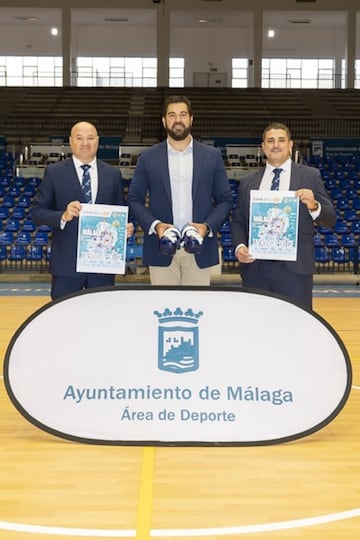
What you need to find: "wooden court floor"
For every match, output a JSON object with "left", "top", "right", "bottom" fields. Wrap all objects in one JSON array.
[{"left": 0, "top": 294, "right": 359, "bottom": 540}]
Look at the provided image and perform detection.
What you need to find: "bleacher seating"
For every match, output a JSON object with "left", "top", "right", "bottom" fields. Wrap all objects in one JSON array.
[
  {"left": 2, "top": 125, "right": 360, "bottom": 276},
  {"left": 1, "top": 87, "right": 360, "bottom": 142}
]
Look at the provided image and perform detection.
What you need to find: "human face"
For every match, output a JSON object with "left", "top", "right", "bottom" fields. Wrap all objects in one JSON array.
[
  {"left": 262, "top": 128, "right": 293, "bottom": 167},
  {"left": 162, "top": 102, "right": 193, "bottom": 142},
  {"left": 69, "top": 122, "right": 99, "bottom": 163}
]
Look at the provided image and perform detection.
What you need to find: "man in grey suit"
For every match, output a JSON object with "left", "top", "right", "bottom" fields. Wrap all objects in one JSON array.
[
  {"left": 231, "top": 122, "right": 336, "bottom": 310},
  {"left": 32, "top": 121, "right": 133, "bottom": 299},
  {"left": 128, "top": 95, "right": 232, "bottom": 286}
]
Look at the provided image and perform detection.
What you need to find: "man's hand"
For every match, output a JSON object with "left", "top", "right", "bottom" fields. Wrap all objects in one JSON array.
[
  {"left": 62, "top": 201, "right": 82, "bottom": 222},
  {"left": 189, "top": 222, "right": 208, "bottom": 239},
  {"left": 235, "top": 245, "right": 255, "bottom": 264},
  {"left": 126, "top": 223, "right": 135, "bottom": 238},
  {"left": 155, "top": 222, "right": 174, "bottom": 238},
  {"left": 296, "top": 188, "right": 318, "bottom": 211}
]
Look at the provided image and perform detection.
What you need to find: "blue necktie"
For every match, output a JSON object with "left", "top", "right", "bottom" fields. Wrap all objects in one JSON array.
[
  {"left": 271, "top": 168, "right": 283, "bottom": 191},
  {"left": 81, "top": 164, "right": 92, "bottom": 203}
]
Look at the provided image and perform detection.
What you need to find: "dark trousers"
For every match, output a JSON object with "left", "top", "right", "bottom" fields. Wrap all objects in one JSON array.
[
  {"left": 51, "top": 273, "right": 115, "bottom": 300},
  {"left": 241, "top": 260, "right": 313, "bottom": 310}
]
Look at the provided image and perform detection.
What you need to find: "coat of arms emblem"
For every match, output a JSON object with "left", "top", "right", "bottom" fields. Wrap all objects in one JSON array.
[{"left": 154, "top": 307, "right": 203, "bottom": 374}]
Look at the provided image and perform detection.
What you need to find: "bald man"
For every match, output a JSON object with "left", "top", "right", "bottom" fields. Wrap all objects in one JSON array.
[{"left": 32, "top": 121, "right": 133, "bottom": 299}]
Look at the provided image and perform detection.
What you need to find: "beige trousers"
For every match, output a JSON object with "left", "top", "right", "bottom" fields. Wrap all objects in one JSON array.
[{"left": 149, "top": 248, "right": 211, "bottom": 286}]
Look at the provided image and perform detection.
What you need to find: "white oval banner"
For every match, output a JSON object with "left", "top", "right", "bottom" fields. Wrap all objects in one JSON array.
[{"left": 4, "top": 287, "right": 352, "bottom": 446}]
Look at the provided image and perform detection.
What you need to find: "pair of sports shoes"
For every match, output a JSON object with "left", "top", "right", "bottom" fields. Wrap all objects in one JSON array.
[{"left": 159, "top": 224, "right": 204, "bottom": 255}]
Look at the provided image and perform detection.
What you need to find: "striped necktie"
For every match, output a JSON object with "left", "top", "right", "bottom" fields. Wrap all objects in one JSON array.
[
  {"left": 81, "top": 164, "right": 92, "bottom": 203},
  {"left": 271, "top": 168, "right": 283, "bottom": 191}
]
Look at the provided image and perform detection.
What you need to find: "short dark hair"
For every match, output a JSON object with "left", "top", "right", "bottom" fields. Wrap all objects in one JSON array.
[
  {"left": 262, "top": 122, "right": 292, "bottom": 141},
  {"left": 162, "top": 95, "right": 193, "bottom": 117}
]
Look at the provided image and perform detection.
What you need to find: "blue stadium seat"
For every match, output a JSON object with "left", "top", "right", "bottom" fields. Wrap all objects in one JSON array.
[
  {"left": 37, "top": 224, "right": 52, "bottom": 232},
  {"left": 351, "top": 221, "right": 360, "bottom": 235},
  {"left": 27, "top": 177, "right": 41, "bottom": 188},
  {"left": 220, "top": 233, "right": 233, "bottom": 247},
  {"left": 33, "top": 231, "right": 49, "bottom": 246},
  {"left": 315, "top": 246, "right": 330, "bottom": 263},
  {"left": 345, "top": 188, "right": 358, "bottom": 200},
  {"left": 17, "top": 195, "right": 31, "bottom": 208},
  {"left": 26, "top": 245, "right": 44, "bottom": 262},
  {"left": 317, "top": 225, "right": 333, "bottom": 235},
  {"left": 340, "top": 178, "right": 352, "bottom": 190},
  {"left": 314, "top": 232, "right": 323, "bottom": 247},
  {"left": 342, "top": 233, "right": 357, "bottom": 247},
  {"left": 336, "top": 198, "right": 350, "bottom": 211},
  {"left": 13, "top": 176, "right": 26, "bottom": 187},
  {"left": 8, "top": 245, "right": 27, "bottom": 262},
  {"left": 0, "top": 177, "right": 11, "bottom": 188},
  {"left": 344, "top": 209, "right": 358, "bottom": 222},
  {"left": 220, "top": 220, "right": 231, "bottom": 233},
  {"left": 16, "top": 231, "right": 32, "bottom": 246},
  {"left": 0, "top": 231, "right": 14, "bottom": 245},
  {"left": 331, "top": 247, "right": 349, "bottom": 264},
  {"left": 12, "top": 207, "right": 26, "bottom": 220},
  {"left": 352, "top": 199, "right": 360, "bottom": 211},
  {"left": 23, "top": 185, "right": 36, "bottom": 198},
  {"left": 329, "top": 187, "right": 342, "bottom": 199},
  {"left": 7, "top": 185, "right": 21, "bottom": 197},
  {"left": 324, "top": 233, "right": 339, "bottom": 247},
  {"left": 334, "top": 220, "right": 349, "bottom": 235},
  {"left": 222, "top": 246, "right": 236, "bottom": 262},
  {"left": 22, "top": 219, "right": 36, "bottom": 232},
  {"left": 0, "top": 245, "right": 7, "bottom": 261},
  {"left": 5, "top": 219, "right": 20, "bottom": 232},
  {"left": 2, "top": 195, "right": 15, "bottom": 208},
  {"left": 0, "top": 206, "right": 9, "bottom": 220}
]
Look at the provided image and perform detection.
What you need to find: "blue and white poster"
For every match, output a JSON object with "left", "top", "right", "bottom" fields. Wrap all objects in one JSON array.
[
  {"left": 249, "top": 190, "right": 299, "bottom": 261},
  {"left": 77, "top": 204, "right": 128, "bottom": 274}
]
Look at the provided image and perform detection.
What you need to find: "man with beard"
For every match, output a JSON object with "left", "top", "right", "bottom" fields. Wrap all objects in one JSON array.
[{"left": 128, "top": 95, "right": 232, "bottom": 285}]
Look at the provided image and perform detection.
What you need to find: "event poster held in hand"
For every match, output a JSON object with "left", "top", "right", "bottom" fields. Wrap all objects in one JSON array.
[
  {"left": 248, "top": 190, "right": 299, "bottom": 261},
  {"left": 77, "top": 204, "right": 128, "bottom": 274}
]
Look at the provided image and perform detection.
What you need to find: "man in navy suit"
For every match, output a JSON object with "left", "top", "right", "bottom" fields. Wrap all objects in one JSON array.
[
  {"left": 127, "top": 95, "right": 232, "bottom": 286},
  {"left": 231, "top": 122, "right": 336, "bottom": 310},
  {"left": 32, "top": 121, "right": 133, "bottom": 299}
]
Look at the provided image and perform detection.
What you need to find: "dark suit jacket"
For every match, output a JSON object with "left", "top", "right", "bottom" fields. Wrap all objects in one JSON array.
[
  {"left": 32, "top": 158, "right": 126, "bottom": 277},
  {"left": 231, "top": 162, "right": 336, "bottom": 276},
  {"left": 127, "top": 140, "right": 232, "bottom": 268}
]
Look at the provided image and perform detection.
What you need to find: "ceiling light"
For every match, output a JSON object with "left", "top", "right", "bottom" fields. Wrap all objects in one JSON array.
[
  {"left": 288, "top": 19, "right": 311, "bottom": 24},
  {"left": 51, "top": 27, "right": 58, "bottom": 36},
  {"left": 104, "top": 18, "right": 129, "bottom": 23},
  {"left": 268, "top": 29, "right": 275, "bottom": 38},
  {"left": 198, "top": 18, "right": 220, "bottom": 24},
  {"left": 12, "top": 16, "right": 38, "bottom": 22}
]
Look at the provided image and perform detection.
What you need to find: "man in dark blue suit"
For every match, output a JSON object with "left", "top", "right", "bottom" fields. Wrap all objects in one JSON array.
[
  {"left": 128, "top": 95, "right": 232, "bottom": 286},
  {"left": 231, "top": 122, "right": 336, "bottom": 310},
  {"left": 32, "top": 121, "right": 133, "bottom": 299}
]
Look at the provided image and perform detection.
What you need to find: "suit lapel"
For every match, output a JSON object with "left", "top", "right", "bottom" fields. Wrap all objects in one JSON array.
[
  {"left": 66, "top": 158, "right": 84, "bottom": 201},
  {"left": 159, "top": 142, "right": 172, "bottom": 203},
  {"left": 289, "top": 162, "right": 302, "bottom": 190}
]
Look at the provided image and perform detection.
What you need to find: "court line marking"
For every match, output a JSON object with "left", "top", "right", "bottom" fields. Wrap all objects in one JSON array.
[
  {"left": 0, "top": 347, "right": 358, "bottom": 537},
  {"left": 136, "top": 446, "right": 155, "bottom": 540},
  {"left": 1, "top": 508, "right": 360, "bottom": 537}
]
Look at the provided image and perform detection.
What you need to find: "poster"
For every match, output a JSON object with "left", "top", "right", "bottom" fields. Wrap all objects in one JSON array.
[
  {"left": 77, "top": 204, "right": 128, "bottom": 274},
  {"left": 249, "top": 190, "right": 299, "bottom": 261}
]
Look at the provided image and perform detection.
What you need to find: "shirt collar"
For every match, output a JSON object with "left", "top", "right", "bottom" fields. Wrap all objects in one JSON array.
[
  {"left": 72, "top": 156, "right": 97, "bottom": 169},
  {"left": 266, "top": 157, "right": 292, "bottom": 174},
  {"left": 167, "top": 136, "right": 193, "bottom": 154}
]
